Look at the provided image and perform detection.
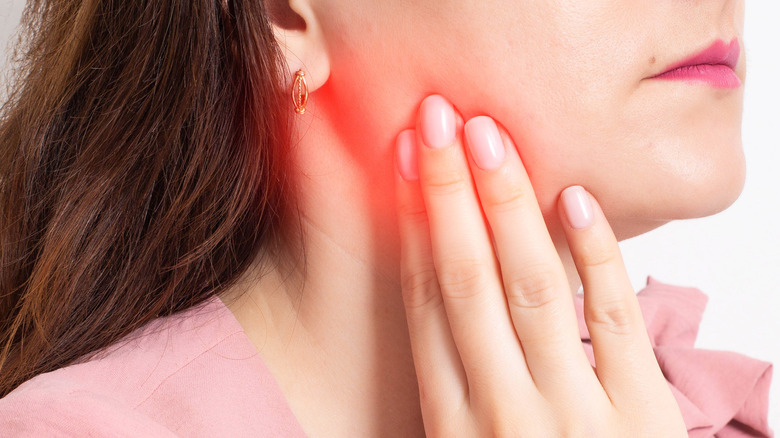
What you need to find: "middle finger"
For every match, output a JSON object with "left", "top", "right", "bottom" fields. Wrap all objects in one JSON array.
[{"left": 461, "top": 114, "right": 600, "bottom": 397}]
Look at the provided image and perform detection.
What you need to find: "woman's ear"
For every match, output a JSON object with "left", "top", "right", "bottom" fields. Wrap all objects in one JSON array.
[{"left": 265, "top": 0, "right": 330, "bottom": 94}]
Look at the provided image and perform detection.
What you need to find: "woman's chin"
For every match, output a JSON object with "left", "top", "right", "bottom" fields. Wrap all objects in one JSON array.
[
  {"left": 598, "top": 146, "right": 746, "bottom": 242},
  {"left": 633, "top": 123, "right": 747, "bottom": 220},
  {"left": 648, "top": 171, "right": 743, "bottom": 237},
  {"left": 670, "top": 138, "right": 747, "bottom": 220}
]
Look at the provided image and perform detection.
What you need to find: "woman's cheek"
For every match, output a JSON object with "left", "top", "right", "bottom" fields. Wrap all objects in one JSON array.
[{"left": 510, "top": 136, "right": 579, "bottom": 220}]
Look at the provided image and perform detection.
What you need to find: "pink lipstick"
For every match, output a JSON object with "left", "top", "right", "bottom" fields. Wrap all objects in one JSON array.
[{"left": 651, "top": 38, "right": 741, "bottom": 89}]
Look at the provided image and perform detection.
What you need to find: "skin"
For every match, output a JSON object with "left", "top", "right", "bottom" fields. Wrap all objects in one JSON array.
[
  {"left": 219, "top": 0, "right": 745, "bottom": 435},
  {"left": 395, "top": 102, "right": 686, "bottom": 435}
]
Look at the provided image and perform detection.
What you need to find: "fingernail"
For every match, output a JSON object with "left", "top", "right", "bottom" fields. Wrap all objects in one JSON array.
[
  {"left": 562, "top": 186, "right": 594, "bottom": 230},
  {"left": 464, "top": 116, "right": 505, "bottom": 171},
  {"left": 420, "top": 95, "right": 456, "bottom": 149},
  {"left": 396, "top": 129, "right": 419, "bottom": 181}
]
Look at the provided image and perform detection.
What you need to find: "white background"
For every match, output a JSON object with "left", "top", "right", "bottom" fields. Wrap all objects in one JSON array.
[{"left": 2, "top": 0, "right": 778, "bottom": 429}]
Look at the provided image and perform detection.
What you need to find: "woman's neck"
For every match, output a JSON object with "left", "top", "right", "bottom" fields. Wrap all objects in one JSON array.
[{"left": 220, "top": 215, "right": 423, "bottom": 436}]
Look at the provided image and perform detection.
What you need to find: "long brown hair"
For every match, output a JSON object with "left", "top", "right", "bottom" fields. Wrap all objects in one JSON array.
[{"left": 0, "top": 0, "right": 295, "bottom": 397}]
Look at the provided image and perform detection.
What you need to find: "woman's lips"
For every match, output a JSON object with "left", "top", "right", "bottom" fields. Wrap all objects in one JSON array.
[
  {"left": 653, "top": 64, "right": 741, "bottom": 89},
  {"left": 650, "top": 38, "right": 741, "bottom": 89}
]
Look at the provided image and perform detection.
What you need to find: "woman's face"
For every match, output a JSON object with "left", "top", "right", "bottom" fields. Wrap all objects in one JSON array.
[{"left": 311, "top": 0, "right": 746, "bottom": 239}]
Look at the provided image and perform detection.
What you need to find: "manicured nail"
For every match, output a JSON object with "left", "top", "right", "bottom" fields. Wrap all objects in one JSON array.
[
  {"left": 464, "top": 116, "right": 505, "bottom": 171},
  {"left": 562, "top": 186, "right": 594, "bottom": 230},
  {"left": 396, "top": 129, "right": 419, "bottom": 181},
  {"left": 420, "top": 95, "right": 456, "bottom": 149}
]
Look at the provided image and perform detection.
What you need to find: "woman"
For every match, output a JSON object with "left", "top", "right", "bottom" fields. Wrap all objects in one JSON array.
[{"left": 0, "top": 0, "right": 772, "bottom": 436}]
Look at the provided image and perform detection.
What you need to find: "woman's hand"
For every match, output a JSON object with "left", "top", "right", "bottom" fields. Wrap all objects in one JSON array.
[{"left": 394, "top": 95, "right": 687, "bottom": 436}]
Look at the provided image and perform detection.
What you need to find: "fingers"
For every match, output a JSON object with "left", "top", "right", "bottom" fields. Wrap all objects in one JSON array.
[
  {"left": 412, "top": 96, "right": 532, "bottom": 395},
  {"left": 396, "top": 94, "right": 685, "bottom": 434},
  {"left": 397, "top": 95, "right": 536, "bottom": 410},
  {"left": 462, "top": 117, "right": 600, "bottom": 398},
  {"left": 395, "top": 129, "right": 470, "bottom": 423},
  {"left": 557, "top": 187, "right": 677, "bottom": 410}
]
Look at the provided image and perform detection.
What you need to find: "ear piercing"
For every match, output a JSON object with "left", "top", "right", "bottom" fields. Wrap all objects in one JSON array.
[{"left": 291, "top": 69, "right": 308, "bottom": 114}]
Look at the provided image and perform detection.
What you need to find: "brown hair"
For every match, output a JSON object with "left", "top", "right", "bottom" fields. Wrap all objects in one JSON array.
[{"left": 0, "top": 0, "right": 295, "bottom": 397}]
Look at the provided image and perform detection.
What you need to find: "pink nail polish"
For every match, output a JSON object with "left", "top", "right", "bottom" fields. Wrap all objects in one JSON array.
[
  {"left": 464, "top": 116, "right": 505, "bottom": 171},
  {"left": 562, "top": 186, "right": 594, "bottom": 230},
  {"left": 395, "top": 129, "right": 419, "bottom": 181},
  {"left": 420, "top": 95, "right": 456, "bottom": 149}
]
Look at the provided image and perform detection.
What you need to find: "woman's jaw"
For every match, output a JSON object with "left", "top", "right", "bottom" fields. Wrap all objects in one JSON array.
[{"left": 301, "top": 0, "right": 746, "bottom": 242}]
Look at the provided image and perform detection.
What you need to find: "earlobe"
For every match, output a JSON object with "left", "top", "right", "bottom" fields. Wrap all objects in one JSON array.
[{"left": 266, "top": 0, "right": 331, "bottom": 95}]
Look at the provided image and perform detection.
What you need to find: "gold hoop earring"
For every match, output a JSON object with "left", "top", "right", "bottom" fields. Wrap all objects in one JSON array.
[{"left": 291, "top": 70, "right": 308, "bottom": 115}]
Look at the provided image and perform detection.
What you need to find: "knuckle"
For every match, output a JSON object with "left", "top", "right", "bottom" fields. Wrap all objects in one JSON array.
[
  {"left": 481, "top": 181, "right": 532, "bottom": 213},
  {"left": 505, "top": 267, "right": 561, "bottom": 310},
  {"left": 585, "top": 298, "right": 638, "bottom": 335},
  {"left": 488, "top": 419, "right": 523, "bottom": 438},
  {"left": 397, "top": 202, "right": 428, "bottom": 225},
  {"left": 400, "top": 265, "right": 442, "bottom": 311},
  {"left": 436, "top": 259, "right": 491, "bottom": 300},
  {"left": 481, "top": 401, "right": 524, "bottom": 437},
  {"left": 578, "top": 243, "right": 620, "bottom": 269},
  {"left": 423, "top": 169, "right": 471, "bottom": 197}
]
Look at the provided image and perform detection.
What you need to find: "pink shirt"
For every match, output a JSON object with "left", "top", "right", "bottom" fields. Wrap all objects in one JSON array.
[{"left": 0, "top": 277, "right": 773, "bottom": 437}]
